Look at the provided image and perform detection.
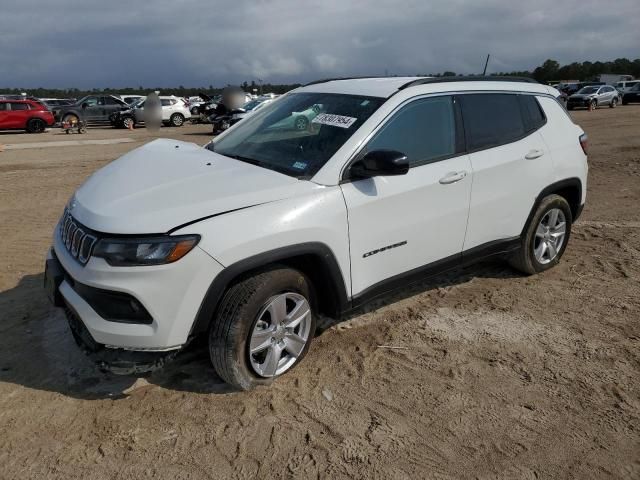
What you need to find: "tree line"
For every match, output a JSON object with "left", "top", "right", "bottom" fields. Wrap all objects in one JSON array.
[{"left": 2, "top": 58, "right": 638, "bottom": 99}]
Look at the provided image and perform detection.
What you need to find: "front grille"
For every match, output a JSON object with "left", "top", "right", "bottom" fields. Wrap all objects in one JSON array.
[{"left": 59, "top": 209, "right": 98, "bottom": 265}]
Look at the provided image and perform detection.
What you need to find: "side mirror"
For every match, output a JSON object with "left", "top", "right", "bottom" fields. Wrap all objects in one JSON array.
[
  {"left": 349, "top": 150, "right": 409, "bottom": 179},
  {"left": 81, "top": 102, "right": 89, "bottom": 109}
]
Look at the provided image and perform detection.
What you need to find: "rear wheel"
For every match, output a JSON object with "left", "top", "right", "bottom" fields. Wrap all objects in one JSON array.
[
  {"left": 63, "top": 113, "right": 79, "bottom": 125},
  {"left": 509, "top": 194, "right": 572, "bottom": 275},
  {"left": 170, "top": 113, "right": 184, "bottom": 127},
  {"left": 26, "top": 118, "right": 46, "bottom": 133},
  {"left": 209, "top": 266, "right": 315, "bottom": 390}
]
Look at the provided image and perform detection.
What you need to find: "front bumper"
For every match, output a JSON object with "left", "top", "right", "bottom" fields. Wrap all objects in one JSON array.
[{"left": 47, "top": 229, "right": 224, "bottom": 352}]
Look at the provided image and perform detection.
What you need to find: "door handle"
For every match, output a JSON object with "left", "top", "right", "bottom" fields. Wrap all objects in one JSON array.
[
  {"left": 439, "top": 170, "right": 467, "bottom": 185},
  {"left": 525, "top": 149, "right": 544, "bottom": 160}
]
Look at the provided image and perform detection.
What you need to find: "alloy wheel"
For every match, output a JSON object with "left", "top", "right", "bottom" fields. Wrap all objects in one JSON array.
[
  {"left": 533, "top": 208, "right": 566, "bottom": 264},
  {"left": 248, "top": 292, "right": 312, "bottom": 378}
]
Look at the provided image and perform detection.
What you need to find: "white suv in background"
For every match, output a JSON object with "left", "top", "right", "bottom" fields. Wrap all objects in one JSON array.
[
  {"left": 132, "top": 95, "right": 191, "bottom": 127},
  {"left": 45, "top": 77, "right": 588, "bottom": 390}
]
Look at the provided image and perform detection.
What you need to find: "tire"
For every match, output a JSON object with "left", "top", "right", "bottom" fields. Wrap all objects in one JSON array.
[
  {"left": 509, "top": 194, "right": 572, "bottom": 275},
  {"left": 170, "top": 113, "right": 184, "bottom": 127},
  {"left": 294, "top": 116, "right": 309, "bottom": 131},
  {"left": 209, "top": 266, "right": 316, "bottom": 390},
  {"left": 590, "top": 99, "right": 597, "bottom": 110},
  {"left": 62, "top": 113, "right": 79, "bottom": 125},
  {"left": 122, "top": 117, "right": 134, "bottom": 129},
  {"left": 610, "top": 97, "right": 618, "bottom": 108},
  {"left": 26, "top": 118, "right": 46, "bottom": 133}
]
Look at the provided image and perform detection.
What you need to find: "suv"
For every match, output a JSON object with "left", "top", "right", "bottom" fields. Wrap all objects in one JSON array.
[
  {"left": 45, "top": 77, "right": 588, "bottom": 390},
  {"left": 614, "top": 80, "right": 640, "bottom": 94},
  {"left": 566, "top": 85, "right": 619, "bottom": 110},
  {"left": 112, "top": 96, "right": 191, "bottom": 128},
  {"left": 0, "top": 99, "right": 55, "bottom": 133},
  {"left": 54, "top": 95, "right": 129, "bottom": 125}
]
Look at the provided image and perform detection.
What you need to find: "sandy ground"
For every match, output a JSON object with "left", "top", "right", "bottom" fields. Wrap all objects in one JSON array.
[{"left": 0, "top": 110, "right": 639, "bottom": 480}]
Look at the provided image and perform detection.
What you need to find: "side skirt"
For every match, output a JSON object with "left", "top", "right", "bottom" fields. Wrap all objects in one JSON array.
[{"left": 348, "top": 237, "right": 520, "bottom": 312}]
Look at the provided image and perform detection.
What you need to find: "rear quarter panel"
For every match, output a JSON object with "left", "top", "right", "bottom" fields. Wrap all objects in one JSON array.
[{"left": 537, "top": 96, "right": 588, "bottom": 205}]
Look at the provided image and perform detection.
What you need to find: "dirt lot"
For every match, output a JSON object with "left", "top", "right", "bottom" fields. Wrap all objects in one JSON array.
[{"left": 1, "top": 110, "right": 639, "bottom": 479}]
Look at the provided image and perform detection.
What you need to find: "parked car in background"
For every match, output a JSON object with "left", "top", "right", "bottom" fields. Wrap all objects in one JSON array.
[
  {"left": 53, "top": 95, "right": 129, "bottom": 124},
  {"left": 0, "top": 98, "right": 55, "bottom": 133},
  {"left": 615, "top": 80, "right": 640, "bottom": 94},
  {"left": 109, "top": 97, "right": 145, "bottom": 129},
  {"left": 567, "top": 85, "right": 619, "bottom": 110},
  {"left": 208, "top": 95, "right": 278, "bottom": 132},
  {"left": 622, "top": 83, "right": 640, "bottom": 105},
  {"left": 112, "top": 96, "right": 191, "bottom": 127}
]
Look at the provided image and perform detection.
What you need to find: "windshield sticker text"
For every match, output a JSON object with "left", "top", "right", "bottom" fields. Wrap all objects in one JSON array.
[{"left": 312, "top": 113, "right": 357, "bottom": 129}]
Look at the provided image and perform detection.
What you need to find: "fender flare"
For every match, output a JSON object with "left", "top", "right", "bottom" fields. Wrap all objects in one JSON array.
[
  {"left": 189, "top": 242, "right": 350, "bottom": 336},
  {"left": 520, "top": 177, "right": 583, "bottom": 237}
]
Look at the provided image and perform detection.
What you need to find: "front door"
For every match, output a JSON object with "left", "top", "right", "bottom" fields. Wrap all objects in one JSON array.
[{"left": 341, "top": 95, "right": 472, "bottom": 297}]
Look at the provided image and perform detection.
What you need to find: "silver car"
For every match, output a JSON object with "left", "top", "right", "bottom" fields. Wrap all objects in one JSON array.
[{"left": 567, "top": 85, "right": 619, "bottom": 110}]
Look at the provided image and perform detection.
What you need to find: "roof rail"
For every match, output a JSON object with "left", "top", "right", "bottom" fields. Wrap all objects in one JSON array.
[
  {"left": 304, "top": 76, "right": 399, "bottom": 87},
  {"left": 398, "top": 76, "right": 538, "bottom": 90}
]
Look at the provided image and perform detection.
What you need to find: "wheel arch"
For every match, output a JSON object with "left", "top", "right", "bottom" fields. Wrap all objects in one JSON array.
[
  {"left": 521, "top": 178, "right": 583, "bottom": 237},
  {"left": 189, "top": 242, "right": 350, "bottom": 337}
]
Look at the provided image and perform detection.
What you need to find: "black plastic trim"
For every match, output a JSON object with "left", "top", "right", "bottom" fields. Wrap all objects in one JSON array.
[
  {"left": 350, "top": 237, "right": 520, "bottom": 310},
  {"left": 189, "top": 242, "right": 350, "bottom": 336},
  {"left": 398, "top": 76, "right": 539, "bottom": 91},
  {"left": 521, "top": 178, "right": 583, "bottom": 237}
]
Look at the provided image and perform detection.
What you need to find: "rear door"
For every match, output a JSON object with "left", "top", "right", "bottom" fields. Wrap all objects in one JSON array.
[
  {"left": 460, "top": 93, "right": 554, "bottom": 251},
  {"left": 6, "top": 102, "right": 30, "bottom": 128},
  {"left": 341, "top": 95, "right": 472, "bottom": 297}
]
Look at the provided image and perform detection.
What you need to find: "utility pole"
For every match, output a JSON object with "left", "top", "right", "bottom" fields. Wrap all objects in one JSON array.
[{"left": 482, "top": 54, "right": 490, "bottom": 75}]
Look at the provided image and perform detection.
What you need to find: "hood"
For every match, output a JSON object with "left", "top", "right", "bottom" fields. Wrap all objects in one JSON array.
[{"left": 70, "top": 139, "right": 318, "bottom": 234}]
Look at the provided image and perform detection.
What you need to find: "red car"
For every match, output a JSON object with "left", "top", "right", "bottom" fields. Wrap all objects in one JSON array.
[{"left": 0, "top": 99, "right": 55, "bottom": 133}]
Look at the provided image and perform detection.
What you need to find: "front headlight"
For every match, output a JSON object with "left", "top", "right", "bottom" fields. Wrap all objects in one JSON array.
[{"left": 92, "top": 235, "right": 200, "bottom": 266}]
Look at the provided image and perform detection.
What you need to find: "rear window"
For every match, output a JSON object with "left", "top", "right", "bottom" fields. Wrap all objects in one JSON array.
[
  {"left": 460, "top": 94, "right": 525, "bottom": 151},
  {"left": 520, "top": 95, "right": 546, "bottom": 132}
]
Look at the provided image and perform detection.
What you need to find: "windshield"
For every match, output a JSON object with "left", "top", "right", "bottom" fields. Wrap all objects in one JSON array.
[
  {"left": 577, "top": 87, "right": 599, "bottom": 95},
  {"left": 210, "top": 92, "right": 385, "bottom": 178}
]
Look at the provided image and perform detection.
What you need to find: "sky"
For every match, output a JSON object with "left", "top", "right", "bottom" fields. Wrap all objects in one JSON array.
[{"left": 1, "top": 0, "right": 638, "bottom": 89}]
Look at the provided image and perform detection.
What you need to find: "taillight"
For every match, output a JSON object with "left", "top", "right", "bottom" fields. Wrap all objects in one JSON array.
[{"left": 579, "top": 133, "right": 588, "bottom": 156}]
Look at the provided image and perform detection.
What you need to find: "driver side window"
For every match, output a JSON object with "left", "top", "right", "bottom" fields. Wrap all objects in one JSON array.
[{"left": 362, "top": 96, "right": 458, "bottom": 167}]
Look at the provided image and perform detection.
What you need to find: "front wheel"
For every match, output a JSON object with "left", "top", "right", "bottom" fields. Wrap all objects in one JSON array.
[
  {"left": 589, "top": 99, "right": 597, "bottom": 111},
  {"left": 122, "top": 117, "right": 135, "bottom": 129},
  {"left": 170, "top": 113, "right": 184, "bottom": 127},
  {"left": 610, "top": 97, "right": 618, "bottom": 108},
  {"left": 209, "top": 267, "right": 316, "bottom": 390},
  {"left": 509, "top": 194, "right": 572, "bottom": 275}
]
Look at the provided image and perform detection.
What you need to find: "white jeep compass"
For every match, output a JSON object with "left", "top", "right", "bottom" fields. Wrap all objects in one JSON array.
[{"left": 45, "top": 77, "right": 588, "bottom": 389}]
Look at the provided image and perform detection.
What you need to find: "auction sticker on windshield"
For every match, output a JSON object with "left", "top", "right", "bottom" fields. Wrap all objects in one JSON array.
[{"left": 312, "top": 113, "right": 357, "bottom": 129}]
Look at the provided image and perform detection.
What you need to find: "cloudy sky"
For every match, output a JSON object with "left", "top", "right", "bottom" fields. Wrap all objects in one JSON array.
[{"left": 2, "top": 0, "right": 638, "bottom": 88}]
